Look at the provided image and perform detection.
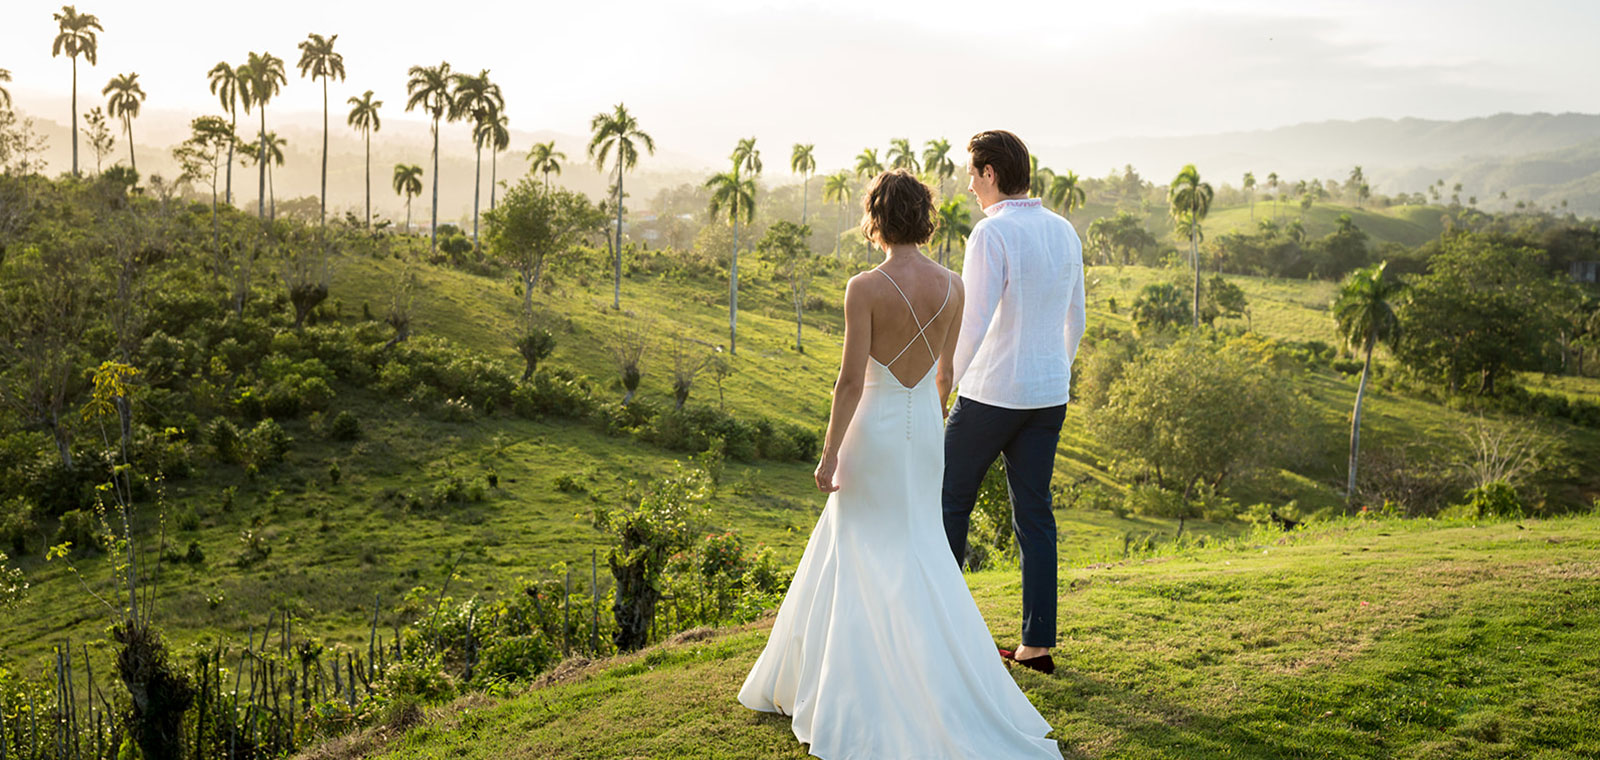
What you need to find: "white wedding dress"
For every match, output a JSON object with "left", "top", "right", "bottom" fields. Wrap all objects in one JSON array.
[{"left": 738, "top": 270, "right": 1061, "bottom": 760}]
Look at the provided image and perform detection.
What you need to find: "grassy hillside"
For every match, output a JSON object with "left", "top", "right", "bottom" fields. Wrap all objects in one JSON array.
[
  {"left": 8, "top": 234, "right": 1599, "bottom": 674},
  {"left": 309, "top": 515, "right": 1600, "bottom": 760},
  {"left": 1064, "top": 201, "right": 1449, "bottom": 251}
]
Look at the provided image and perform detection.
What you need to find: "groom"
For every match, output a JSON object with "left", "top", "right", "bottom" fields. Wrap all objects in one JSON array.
[{"left": 942, "top": 130, "right": 1087, "bottom": 675}]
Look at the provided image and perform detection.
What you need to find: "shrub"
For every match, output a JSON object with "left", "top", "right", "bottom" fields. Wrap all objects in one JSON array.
[
  {"left": 510, "top": 367, "right": 597, "bottom": 421},
  {"left": 1459, "top": 481, "right": 1524, "bottom": 519},
  {"left": 1, "top": 497, "right": 37, "bottom": 555},
  {"left": 56, "top": 509, "right": 104, "bottom": 553},
  {"left": 245, "top": 419, "right": 293, "bottom": 468},
  {"left": 328, "top": 410, "right": 362, "bottom": 441},
  {"left": 234, "top": 529, "right": 270, "bottom": 567},
  {"left": 174, "top": 506, "right": 201, "bottom": 532},
  {"left": 697, "top": 531, "right": 747, "bottom": 581},
  {"left": 553, "top": 473, "right": 586, "bottom": 494},
  {"left": 474, "top": 634, "right": 558, "bottom": 684},
  {"left": 380, "top": 656, "right": 457, "bottom": 704}
]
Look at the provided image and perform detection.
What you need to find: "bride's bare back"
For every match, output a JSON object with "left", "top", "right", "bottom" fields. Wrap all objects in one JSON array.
[{"left": 860, "top": 257, "right": 963, "bottom": 389}]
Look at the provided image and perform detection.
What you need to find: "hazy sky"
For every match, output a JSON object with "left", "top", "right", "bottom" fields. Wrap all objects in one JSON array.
[{"left": 4, "top": 0, "right": 1599, "bottom": 171}]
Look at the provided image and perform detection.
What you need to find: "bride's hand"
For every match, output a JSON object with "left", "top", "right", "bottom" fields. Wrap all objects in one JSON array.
[{"left": 814, "top": 454, "right": 840, "bottom": 493}]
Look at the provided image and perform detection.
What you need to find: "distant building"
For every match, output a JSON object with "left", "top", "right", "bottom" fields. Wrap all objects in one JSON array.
[{"left": 1572, "top": 261, "right": 1600, "bottom": 283}]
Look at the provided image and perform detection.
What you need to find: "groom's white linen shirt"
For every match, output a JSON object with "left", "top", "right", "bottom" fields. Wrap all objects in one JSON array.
[{"left": 951, "top": 197, "right": 1086, "bottom": 410}]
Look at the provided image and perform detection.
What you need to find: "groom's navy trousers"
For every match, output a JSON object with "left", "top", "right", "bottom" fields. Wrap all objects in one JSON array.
[{"left": 942, "top": 396, "right": 1065, "bottom": 649}]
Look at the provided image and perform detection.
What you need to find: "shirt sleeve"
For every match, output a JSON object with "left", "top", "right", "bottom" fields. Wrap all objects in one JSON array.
[
  {"left": 952, "top": 222, "right": 1005, "bottom": 389},
  {"left": 1064, "top": 228, "right": 1087, "bottom": 368}
]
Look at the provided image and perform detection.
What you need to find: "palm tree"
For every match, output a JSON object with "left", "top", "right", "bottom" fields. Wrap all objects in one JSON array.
[
  {"left": 935, "top": 197, "right": 972, "bottom": 268},
  {"left": 732, "top": 137, "right": 762, "bottom": 176},
  {"left": 451, "top": 69, "right": 503, "bottom": 253},
  {"left": 207, "top": 62, "right": 243, "bottom": 204},
  {"left": 0, "top": 68, "right": 11, "bottom": 112},
  {"left": 526, "top": 141, "right": 565, "bottom": 191},
  {"left": 1333, "top": 261, "right": 1402, "bottom": 506},
  {"left": 296, "top": 33, "right": 344, "bottom": 225},
  {"left": 791, "top": 143, "right": 816, "bottom": 226},
  {"left": 587, "top": 102, "right": 655, "bottom": 309},
  {"left": 854, "top": 148, "right": 883, "bottom": 259},
  {"left": 887, "top": 137, "right": 919, "bottom": 172},
  {"left": 1029, "top": 156, "right": 1055, "bottom": 199},
  {"left": 52, "top": 5, "right": 103, "bottom": 177},
  {"left": 405, "top": 61, "right": 456, "bottom": 252},
  {"left": 1243, "top": 171, "right": 1256, "bottom": 221},
  {"left": 346, "top": 90, "right": 382, "bottom": 229},
  {"left": 239, "top": 51, "right": 287, "bottom": 219},
  {"left": 392, "top": 163, "right": 423, "bottom": 234},
  {"left": 1267, "top": 171, "right": 1280, "bottom": 219},
  {"left": 922, "top": 138, "right": 954, "bottom": 197},
  {"left": 706, "top": 166, "right": 756, "bottom": 354},
  {"left": 240, "top": 131, "right": 287, "bottom": 220},
  {"left": 102, "top": 72, "right": 144, "bottom": 173},
  {"left": 1168, "top": 164, "right": 1214, "bottom": 328},
  {"left": 479, "top": 110, "right": 510, "bottom": 213},
  {"left": 1047, "top": 170, "right": 1085, "bottom": 216},
  {"left": 822, "top": 170, "right": 851, "bottom": 258}
]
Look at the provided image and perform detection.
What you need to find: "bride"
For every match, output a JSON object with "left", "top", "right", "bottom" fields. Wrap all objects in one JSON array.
[{"left": 738, "top": 169, "right": 1062, "bottom": 759}]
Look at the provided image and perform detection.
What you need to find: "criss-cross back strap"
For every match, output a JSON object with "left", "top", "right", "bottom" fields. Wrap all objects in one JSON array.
[{"left": 875, "top": 269, "right": 952, "bottom": 368}]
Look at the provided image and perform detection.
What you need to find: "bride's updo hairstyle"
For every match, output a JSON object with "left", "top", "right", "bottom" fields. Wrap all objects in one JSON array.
[{"left": 861, "top": 169, "right": 935, "bottom": 247}]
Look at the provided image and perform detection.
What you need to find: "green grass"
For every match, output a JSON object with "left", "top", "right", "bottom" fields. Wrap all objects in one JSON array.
[{"left": 353, "top": 515, "right": 1600, "bottom": 759}]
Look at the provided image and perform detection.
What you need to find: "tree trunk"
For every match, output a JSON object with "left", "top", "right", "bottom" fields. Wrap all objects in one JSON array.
[
  {"left": 269, "top": 160, "right": 276, "bottom": 221},
  {"left": 49, "top": 411, "right": 73, "bottom": 470},
  {"left": 320, "top": 78, "right": 328, "bottom": 226},
  {"left": 364, "top": 128, "right": 371, "bottom": 229},
  {"left": 490, "top": 148, "right": 498, "bottom": 212},
  {"left": 793, "top": 278, "right": 804, "bottom": 353},
  {"left": 613, "top": 162, "right": 623, "bottom": 310},
  {"left": 1347, "top": 338, "right": 1374, "bottom": 506},
  {"left": 430, "top": 119, "right": 440, "bottom": 252},
  {"left": 472, "top": 142, "right": 483, "bottom": 253},
  {"left": 405, "top": 197, "right": 412, "bottom": 235},
  {"left": 125, "top": 117, "right": 137, "bottom": 174},
  {"left": 801, "top": 174, "right": 809, "bottom": 227},
  {"left": 258, "top": 109, "right": 268, "bottom": 219},
  {"left": 225, "top": 113, "right": 235, "bottom": 205},
  {"left": 1191, "top": 232, "right": 1200, "bottom": 328},
  {"left": 730, "top": 206, "right": 740, "bottom": 355},
  {"left": 71, "top": 58, "right": 79, "bottom": 177}
]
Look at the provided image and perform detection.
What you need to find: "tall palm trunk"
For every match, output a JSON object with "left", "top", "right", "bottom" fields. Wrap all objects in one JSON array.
[
  {"left": 123, "top": 116, "right": 136, "bottom": 173},
  {"left": 363, "top": 128, "right": 371, "bottom": 228},
  {"left": 225, "top": 112, "right": 235, "bottom": 205},
  {"left": 833, "top": 201, "right": 843, "bottom": 258},
  {"left": 1347, "top": 335, "right": 1375, "bottom": 506},
  {"left": 730, "top": 197, "right": 740, "bottom": 355},
  {"left": 70, "top": 57, "right": 79, "bottom": 176},
  {"left": 613, "top": 162, "right": 624, "bottom": 309},
  {"left": 472, "top": 141, "right": 483, "bottom": 252},
  {"left": 489, "top": 148, "right": 499, "bottom": 212},
  {"left": 1190, "top": 233, "right": 1200, "bottom": 327},
  {"left": 269, "top": 159, "right": 277, "bottom": 221},
  {"left": 257, "top": 108, "right": 268, "bottom": 219},
  {"left": 405, "top": 196, "right": 412, "bottom": 234},
  {"left": 801, "top": 174, "right": 809, "bottom": 227},
  {"left": 429, "top": 118, "right": 440, "bottom": 252},
  {"left": 320, "top": 77, "right": 328, "bottom": 225}
]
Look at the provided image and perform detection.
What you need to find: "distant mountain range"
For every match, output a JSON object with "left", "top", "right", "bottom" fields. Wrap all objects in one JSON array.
[{"left": 1038, "top": 112, "right": 1600, "bottom": 216}]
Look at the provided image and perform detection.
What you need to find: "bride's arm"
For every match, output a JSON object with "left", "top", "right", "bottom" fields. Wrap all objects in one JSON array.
[
  {"left": 815, "top": 275, "right": 872, "bottom": 492},
  {"left": 936, "top": 273, "right": 967, "bottom": 419}
]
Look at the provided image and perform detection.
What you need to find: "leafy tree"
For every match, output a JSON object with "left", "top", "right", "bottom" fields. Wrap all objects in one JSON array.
[
  {"left": 206, "top": 61, "right": 243, "bottom": 204},
  {"left": 173, "top": 115, "right": 234, "bottom": 250},
  {"left": 346, "top": 90, "right": 382, "bottom": 229},
  {"left": 758, "top": 221, "right": 815, "bottom": 353},
  {"left": 1087, "top": 211, "right": 1157, "bottom": 266},
  {"left": 1317, "top": 213, "right": 1370, "bottom": 277},
  {"left": 296, "top": 32, "right": 344, "bottom": 225},
  {"left": 922, "top": 138, "right": 955, "bottom": 197},
  {"left": 1169, "top": 164, "right": 1214, "bottom": 327},
  {"left": 239, "top": 51, "right": 287, "bottom": 220},
  {"left": 1090, "top": 334, "right": 1303, "bottom": 494},
  {"left": 81, "top": 105, "right": 114, "bottom": 173},
  {"left": 52, "top": 4, "right": 103, "bottom": 176},
  {"left": 822, "top": 170, "right": 852, "bottom": 258},
  {"left": 668, "top": 336, "right": 710, "bottom": 409},
  {"left": 392, "top": 163, "right": 423, "bottom": 234},
  {"left": 484, "top": 178, "right": 604, "bottom": 319},
  {"left": 405, "top": 60, "right": 458, "bottom": 252},
  {"left": 0, "top": 238, "right": 91, "bottom": 467},
  {"left": 1207, "top": 275, "right": 1247, "bottom": 326},
  {"left": 934, "top": 197, "right": 972, "bottom": 268},
  {"left": 1131, "top": 282, "right": 1190, "bottom": 333},
  {"left": 594, "top": 467, "right": 707, "bottom": 651},
  {"left": 588, "top": 103, "right": 655, "bottom": 309},
  {"left": 1397, "top": 233, "right": 1578, "bottom": 394},
  {"left": 1333, "top": 261, "right": 1402, "bottom": 506},
  {"left": 526, "top": 141, "right": 565, "bottom": 191},
  {"left": 790, "top": 143, "right": 815, "bottom": 226},
  {"left": 102, "top": 72, "right": 144, "bottom": 173},
  {"left": 886, "top": 137, "right": 919, "bottom": 172}
]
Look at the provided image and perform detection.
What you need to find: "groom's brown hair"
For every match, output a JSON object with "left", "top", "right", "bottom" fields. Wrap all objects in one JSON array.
[{"left": 967, "top": 130, "right": 1031, "bottom": 195}]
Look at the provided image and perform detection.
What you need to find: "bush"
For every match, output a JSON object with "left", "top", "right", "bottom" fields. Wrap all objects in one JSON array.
[
  {"left": 245, "top": 419, "right": 293, "bottom": 468},
  {"left": 1, "top": 497, "right": 37, "bottom": 555},
  {"left": 1459, "top": 481, "right": 1525, "bottom": 519},
  {"left": 510, "top": 367, "right": 597, "bottom": 421},
  {"left": 697, "top": 531, "right": 747, "bottom": 581},
  {"left": 381, "top": 656, "right": 457, "bottom": 704},
  {"left": 207, "top": 418, "right": 242, "bottom": 464},
  {"left": 474, "top": 634, "right": 558, "bottom": 684},
  {"left": 56, "top": 509, "right": 104, "bottom": 553},
  {"left": 328, "top": 410, "right": 362, "bottom": 441}
]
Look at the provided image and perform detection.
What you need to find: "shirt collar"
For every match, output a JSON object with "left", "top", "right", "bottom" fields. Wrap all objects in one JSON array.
[{"left": 982, "top": 197, "right": 1042, "bottom": 217}]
